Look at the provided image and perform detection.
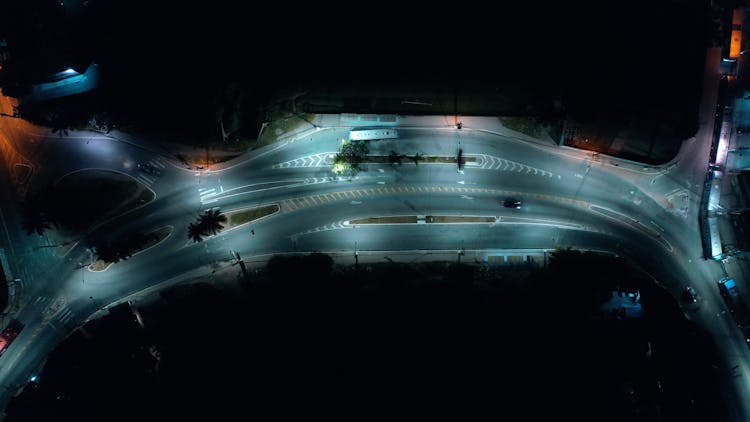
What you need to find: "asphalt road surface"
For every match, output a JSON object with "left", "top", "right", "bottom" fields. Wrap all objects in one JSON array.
[{"left": 0, "top": 56, "right": 748, "bottom": 419}]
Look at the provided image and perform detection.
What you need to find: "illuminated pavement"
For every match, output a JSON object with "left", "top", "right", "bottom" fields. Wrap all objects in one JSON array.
[{"left": 0, "top": 49, "right": 750, "bottom": 419}]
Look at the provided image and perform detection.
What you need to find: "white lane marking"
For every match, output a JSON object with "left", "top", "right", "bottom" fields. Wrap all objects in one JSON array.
[
  {"left": 350, "top": 201, "right": 362, "bottom": 205},
  {"left": 136, "top": 175, "right": 152, "bottom": 184},
  {"left": 201, "top": 198, "right": 219, "bottom": 205}
]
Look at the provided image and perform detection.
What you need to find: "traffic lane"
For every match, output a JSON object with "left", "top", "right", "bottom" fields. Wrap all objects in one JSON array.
[
  {"left": 79, "top": 192, "right": 601, "bottom": 294},
  {"left": 27, "top": 135, "right": 152, "bottom": 188},
  {"left": 214, "top": 130, "right": 348, "bottom": 173},
  {"left": 379, "top": 128, "right": 606, "bottom": 177},
  {"left": 0, "top": 311, "right": 62, "bottom": 403}
]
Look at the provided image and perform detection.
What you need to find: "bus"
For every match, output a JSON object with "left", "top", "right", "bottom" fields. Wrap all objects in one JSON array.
[{"left": 349, "top": 128, "right": 399, "bottom": 141}]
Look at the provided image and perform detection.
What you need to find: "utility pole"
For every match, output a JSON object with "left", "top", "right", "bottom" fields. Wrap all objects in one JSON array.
[
  {"left": 454, "top": 87, "right": 461, "bottom": 128},
  {"left": 232, "top": 251, "right": 250, "bottom": 282}
]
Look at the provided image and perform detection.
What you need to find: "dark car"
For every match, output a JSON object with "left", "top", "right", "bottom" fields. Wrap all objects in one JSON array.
[
  {"left": 684, "top": 286, "right": 698, "bottom": 304},
  {"left": 137, "top": 163, "right": 159, "bottom": 175},
  {"left": 503, "top": 198, "right": 522, "bottom": 209}
]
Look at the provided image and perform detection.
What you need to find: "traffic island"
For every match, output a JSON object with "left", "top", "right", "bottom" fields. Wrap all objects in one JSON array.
[
  {"left": 347, "top": 215, "right": 496, "bottom": 225},
  {"left": 36, "top": 169, "right": 156, "bottom": 258},
  {"left": 89, "top": 226, "right": 173, "bottom": 272},
  {"left": 425, "top": 216, "right": 496, "bottom": 223},
  {"left": 349, "top": 216, "right": 419, "bottom": 225},
  {"left": 225, "top": 204, "right": 280, "bottom": 229}
]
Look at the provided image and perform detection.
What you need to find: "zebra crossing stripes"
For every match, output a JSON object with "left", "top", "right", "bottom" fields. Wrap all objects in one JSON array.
[
  {"left": 134, "top": 158, "right": 167, "bottom": 186},
  {"left": 149, "top": 159, "right": 166, "bottom": 169},
  {"left": 55, "top": 307, "right": 75, "bottom": 325},
  {"left": 199, "top": 187, "right": 219, "bottom": 205},
  {"left": 136, "top": 173, "right": 155, "bottom": 185}
]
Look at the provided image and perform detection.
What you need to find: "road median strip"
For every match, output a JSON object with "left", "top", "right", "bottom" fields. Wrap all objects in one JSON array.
[
  {"left": 348, "top": 215, "right": 497, "bottom": 225},
  {"left": 225, "top": 204, "right": 280, "bottom": 229},
  {"left": 89, "top": 225, "right": 173, "bottom": 272}
]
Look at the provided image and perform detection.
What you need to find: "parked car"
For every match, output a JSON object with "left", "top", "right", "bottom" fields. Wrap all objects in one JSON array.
[
  {"left": 503, "top": 198, "right": 522, "bottom": 209},
  {"left": 684, "top": 286, "right": 698, "bottom": 304}
]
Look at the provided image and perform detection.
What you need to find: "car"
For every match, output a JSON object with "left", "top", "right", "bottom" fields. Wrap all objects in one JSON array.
[
  {"left": 0, "top": 319, "right": 24, "bottom": 357},
  {"left": 503, "top": 198, "right": 522, "bottom": 209},
  {"left": 137, "top": 163, "right": 159, "bottom": 175},
  {"left": 684, "top": 286, "right": 698, "bottom": 304}
]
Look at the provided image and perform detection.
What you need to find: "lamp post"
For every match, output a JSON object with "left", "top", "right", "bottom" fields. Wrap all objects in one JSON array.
[{"left": 256, "top": 121, "right": 269, "bottom": 143}]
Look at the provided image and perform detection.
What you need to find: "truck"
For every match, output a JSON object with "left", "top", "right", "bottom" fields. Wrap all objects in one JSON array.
[
  {"left": 0, "top": 319, "right": 24, "bottom": 357},
  {"left": 718, "top": 277, "right": 750, "bottom": 344}
]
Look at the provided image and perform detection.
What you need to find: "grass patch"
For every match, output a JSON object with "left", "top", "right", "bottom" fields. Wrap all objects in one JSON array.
[
  {"left": 226, "top": 204, "right": 280, "bottom": 228},
  {"left": 255, "top": 113, "right": 316, "bottom": 149},
  {"left": 350, "top": 216, "right": 418, "bottom": 224},
  {"left": 499, "top": 116, "right": 544, "bottom": 138},
  {"left": 426, "top": 216, "right": 496, "bottom": 223}
]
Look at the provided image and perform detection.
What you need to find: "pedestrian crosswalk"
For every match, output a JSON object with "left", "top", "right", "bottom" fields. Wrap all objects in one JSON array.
[
  {"left": 33, "top": 295, "right": 77, "bottom": 329},
  {"left": 54, "top": 307, "right": 75, "bottom": 326},
  {"left": 134, "top": 158, "right": 167, "bottom": 187},
  {"left": 199, "top": 187, "right": 220, "bottom": 205}
]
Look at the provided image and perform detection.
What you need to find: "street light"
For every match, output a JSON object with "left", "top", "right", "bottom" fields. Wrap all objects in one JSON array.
[{"left": 256, "top": 122, "right": 269, "bottom": 142}]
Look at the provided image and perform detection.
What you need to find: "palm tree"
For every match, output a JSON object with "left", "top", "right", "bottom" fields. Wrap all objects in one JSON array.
[
  {"left": 93, "top": 240, "right": 122, "bottom": 264},
  {"left": 20, "top": 196, "right": 52, "bottom": 236},
  {"left": 187, "top": 222, "right": 206, "bottom": 243},
  {"left": 198, "top": 209, "right": 226, "bottom": 236}
]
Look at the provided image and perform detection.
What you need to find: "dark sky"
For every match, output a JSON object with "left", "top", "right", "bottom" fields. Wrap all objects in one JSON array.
[
  {"left": 0, "top": 0, "right": 711, "bottom": 139},
  {"left": 2, "top": 0, "right": 710, "bottom": 88}
]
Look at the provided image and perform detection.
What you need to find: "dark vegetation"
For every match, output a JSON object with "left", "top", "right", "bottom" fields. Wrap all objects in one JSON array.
[
  {"left": 90, "top": 231, "right": 160, "bottom": 264},
  {"left": 20, "top": 170, "right": 149, "bottom": 236},
  {"left": 4, "top": 250, "right": 727, "bottom": 422},
  {"left": 187, "top": 208, "right": 227, "bottom": 243},
  {"left": 0, "top": 0, "right": 710, "bottom": 157}
]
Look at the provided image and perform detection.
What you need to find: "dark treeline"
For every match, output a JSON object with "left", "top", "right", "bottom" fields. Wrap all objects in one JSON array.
[{"left": 4, "top": 250, "right": 727, "bottom": 422}]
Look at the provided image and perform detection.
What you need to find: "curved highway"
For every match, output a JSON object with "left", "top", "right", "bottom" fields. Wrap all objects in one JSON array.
[{"left": 0, "top": 97, "right": 748, "bottom": 417}]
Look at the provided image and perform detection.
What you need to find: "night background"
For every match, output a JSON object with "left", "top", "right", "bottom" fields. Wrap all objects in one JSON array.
[
  {"left": 2, "top": 252, "right": 728, "bottom": 421},
  {"left": 0, "top": 0, "right": 711, "bottom": 148},
  {"left": 0, "top": 0, "right": 732, "bottom": 420}
]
